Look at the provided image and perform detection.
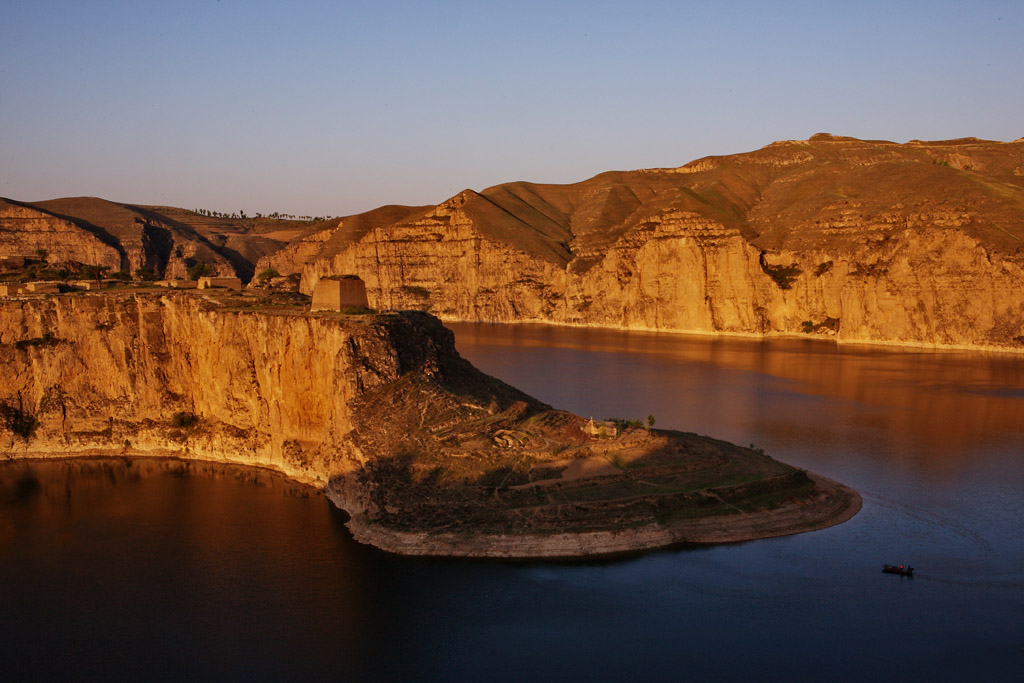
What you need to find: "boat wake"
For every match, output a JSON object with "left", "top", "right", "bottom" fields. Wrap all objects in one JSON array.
[{"left": 864, "top": 491, "right": 993, "bottom": 554}]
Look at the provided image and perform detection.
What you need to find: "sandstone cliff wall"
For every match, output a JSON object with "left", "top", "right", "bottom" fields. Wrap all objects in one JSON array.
[
  {"left": 0, "top": 293, "right": 449, "bottom": 484},
  {"left": 298, "top": 209, "right": 1024, "bottom": 350},
  {"left": 0, "top": 201, "right": 124, "bottom": 270},
  {"left": 280, "top": 136, "right": 1024, "bottom": 351},
  {"left": 299, "top": 197, "right": 569, "bottom": 320}
]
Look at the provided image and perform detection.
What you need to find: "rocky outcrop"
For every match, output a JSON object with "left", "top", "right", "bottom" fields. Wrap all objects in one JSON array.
[
  {"left": 287, "top": 135, "right": 1024, "bottom": 351},
  {"left": 0, "top": 291, "right": 450, "bottom": 485},
  {"left": 298, "top": 191, "right": 571, "bottom": 318},
  {"left": 0, "top": 199, "right": 123, "bottom": 270},
  {"left": 0, "top": 290, "right": 860, "bottom": 557},
  {"left": 0, "top": 197, "right": 309, "bottom": 281},
  {"left": 256, "top": 204, "right": 432, "bottom": 283}
]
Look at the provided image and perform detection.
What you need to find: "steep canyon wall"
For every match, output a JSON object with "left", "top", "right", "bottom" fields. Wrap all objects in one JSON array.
[
  {"left": 297, "top": 209, "right": 1024, "bottom": 350},
  {"left": 0, "top": 292, "right": 451, "bottom": 485},
  {"left": 286, "top": 136, "right": 1024, "bottom": 351}
]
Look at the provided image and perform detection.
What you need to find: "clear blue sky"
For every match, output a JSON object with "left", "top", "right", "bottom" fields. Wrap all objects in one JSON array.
[{"left": 2, "top": 0, "right": 1021, "bottom": 217}]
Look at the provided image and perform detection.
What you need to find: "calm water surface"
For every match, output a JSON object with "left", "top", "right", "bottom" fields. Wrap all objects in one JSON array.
[{"left": 1, "top": 324, "right": 1022, "bottom": 681}]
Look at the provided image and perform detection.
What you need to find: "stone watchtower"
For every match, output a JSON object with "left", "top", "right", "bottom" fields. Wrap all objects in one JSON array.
[{"left": 311, "top": 275, "right": 369, "bottom": 312}]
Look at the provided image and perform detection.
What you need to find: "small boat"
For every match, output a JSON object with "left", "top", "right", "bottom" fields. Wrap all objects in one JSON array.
[{"left": 882, "top": 564, "right": 914, "bottom": 576}]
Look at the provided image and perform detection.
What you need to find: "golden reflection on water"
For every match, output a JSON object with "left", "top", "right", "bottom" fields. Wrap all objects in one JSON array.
[
  {"left": 0, "top": 457, "right": 380, "bottom": 668},
  {"left": 0, "top": 459, "right": 311, "bottom": 518},
  {"left": 0, "top": 460, "right": 360, "bottom": 583},
  {"left": 447, "top": 323, "right": 1024, "bottom": 470}
]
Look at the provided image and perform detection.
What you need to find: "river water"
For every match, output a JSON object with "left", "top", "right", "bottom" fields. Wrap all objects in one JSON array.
[{"left": 1, "top": 324, "right": 1021, "bottom": 681}]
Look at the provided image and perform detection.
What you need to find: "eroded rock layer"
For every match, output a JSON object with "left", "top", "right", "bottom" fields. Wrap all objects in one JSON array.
[
  {"left": 0, "top": 292, "right": 462, "bottom": 484},
  {"left": 0, "top": 197, "right": 323, "bottom": 281},
  {"left": 269, "top": 135, "right": 1024, "bottom": 350}
]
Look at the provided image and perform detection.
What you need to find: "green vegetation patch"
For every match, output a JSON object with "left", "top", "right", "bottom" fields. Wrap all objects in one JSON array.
[
  {"left": 170, "top": 411, "right": 199, "bottom": 428},
  {"left": 257, "top": 268, "right": 280, "bottom": 284},
  {"left": 0, "top": 403, "right": 39, "bottom": 440},
  {"left": 342, "top": 305, "right": 377, "bottom": 315},
  {"left": 801, "top": 317, "right": 840, "bottom": 334},
  {"left": 15, "top": 332, "right": 65, "bottom": 350},
  {"left": 607, "top": 417, "right": 646, "bottom": 430},
  {"left": 186, "top": 262, "right": 215, "bottom": 280},
  {"left": 761, "top": 261, "right": 802, "bottom": 290}
]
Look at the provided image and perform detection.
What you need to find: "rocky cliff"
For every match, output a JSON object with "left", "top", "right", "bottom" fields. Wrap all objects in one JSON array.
[
  {"left": 0, "top": 199, "right": 124, "bottom": 270},
  {"left": 0, "top": 289, "right": 859, "bottom": 557},
  {"left": 0, "top": 291, "right": 456, "bottom": 486},
  {"left": 8, "top": 135, "right": 1021, "bottom": 349},
  {"left": 269, "top": 135, "right": 1024, "bottom": 350},
  {"left": 0, "top": 197, "right": 317, "bottom": 281}
]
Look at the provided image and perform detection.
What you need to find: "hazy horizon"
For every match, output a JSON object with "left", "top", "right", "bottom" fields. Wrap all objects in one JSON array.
[{"left": 2, "top": 0, "right": 1022, "bottom": 217}]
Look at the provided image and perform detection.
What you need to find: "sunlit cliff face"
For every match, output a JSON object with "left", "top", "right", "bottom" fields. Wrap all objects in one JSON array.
[
  {"left": 246, "top": 137, "right": 1024, "bottom": 351},
  {"left": 0, "top": 292, "right": 452, "bottom": 484}
]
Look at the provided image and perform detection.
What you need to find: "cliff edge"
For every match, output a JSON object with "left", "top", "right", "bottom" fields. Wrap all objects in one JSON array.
[
  {"left": 0, "top": 289, "right": 859, "bottom": 557},
  {"left": 265, "top": 135, "right": 1024, "bottom": 352}
]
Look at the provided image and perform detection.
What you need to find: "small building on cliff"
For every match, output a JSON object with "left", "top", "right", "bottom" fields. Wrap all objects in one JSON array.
[
  {"left": 583, "top": 418, "right": 618, "bottom": 438},
  {"left": 0, "top": 255, "right": 26, "bottom": 270},
  {"left": 197, "top": 276, "right": 242, "bottom": 291},
  {"left": 312, "top": 275, "right": 369, "bottom": 312},
  {"left": 24, "top": 281, "right": 60, "bottom": 294},
  {"left": 156, "top": 279, "right": 199, "bottom": 289},
  {"left": 0, "top": 282, "right": 26, "bottom": 296}
]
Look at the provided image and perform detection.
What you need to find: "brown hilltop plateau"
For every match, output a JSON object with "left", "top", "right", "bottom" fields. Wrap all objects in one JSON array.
[{"left": 0, "top": 195, "right": 333, "bottom": 283}]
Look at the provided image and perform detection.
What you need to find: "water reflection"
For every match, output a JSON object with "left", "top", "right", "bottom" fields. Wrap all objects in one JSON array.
[
  {"left": 0, "top": 458, "right": 390, "bottom": 680},
  {"left": 448, "top": 323, "right": 1024, "bottom": 473},
  {"left": 1, "top": 330, "right": 1022, "bottom": 680}
]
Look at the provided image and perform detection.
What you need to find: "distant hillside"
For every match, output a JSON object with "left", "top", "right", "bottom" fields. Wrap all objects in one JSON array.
[
  {"left": 0, "top": 196, "right": 327, "bottom": 281},
  {"left": 5, "top": 134, "right": 1024, "bottom": 349},
  {"left": 276, "top": 134, "right": 1024, "bottom": 350}
]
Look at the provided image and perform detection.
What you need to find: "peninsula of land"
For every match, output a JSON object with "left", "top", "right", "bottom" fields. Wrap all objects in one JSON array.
[{"left": 0, "top": 288, "right": 859, "bottom": 558}]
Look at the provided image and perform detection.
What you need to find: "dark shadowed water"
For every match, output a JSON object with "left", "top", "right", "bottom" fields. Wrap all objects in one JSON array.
[{"left": 2, "top": 324, "right": 1022, "bottom": 681}]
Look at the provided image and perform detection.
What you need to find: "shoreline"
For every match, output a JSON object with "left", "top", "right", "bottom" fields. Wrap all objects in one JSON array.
[
  {"left": 1, "top": 451, "right": 860, "bottom": 560},
  {"left": 336, "top": 473, "right": 862, "bottom": 560},
  {"left": 0, "top": 449, "right": 326, "bottom": 490},
  {"left": 439, "top": 316, "right": 1024, "bottom": 356},
  {"left": 0, "top": 294, "right": 863, "bottom": 561}
]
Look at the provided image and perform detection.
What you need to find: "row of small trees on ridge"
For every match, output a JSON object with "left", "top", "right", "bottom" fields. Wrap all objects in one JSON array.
[{"left": 190, "top": 208, "right": 333, "bottom": 222}]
